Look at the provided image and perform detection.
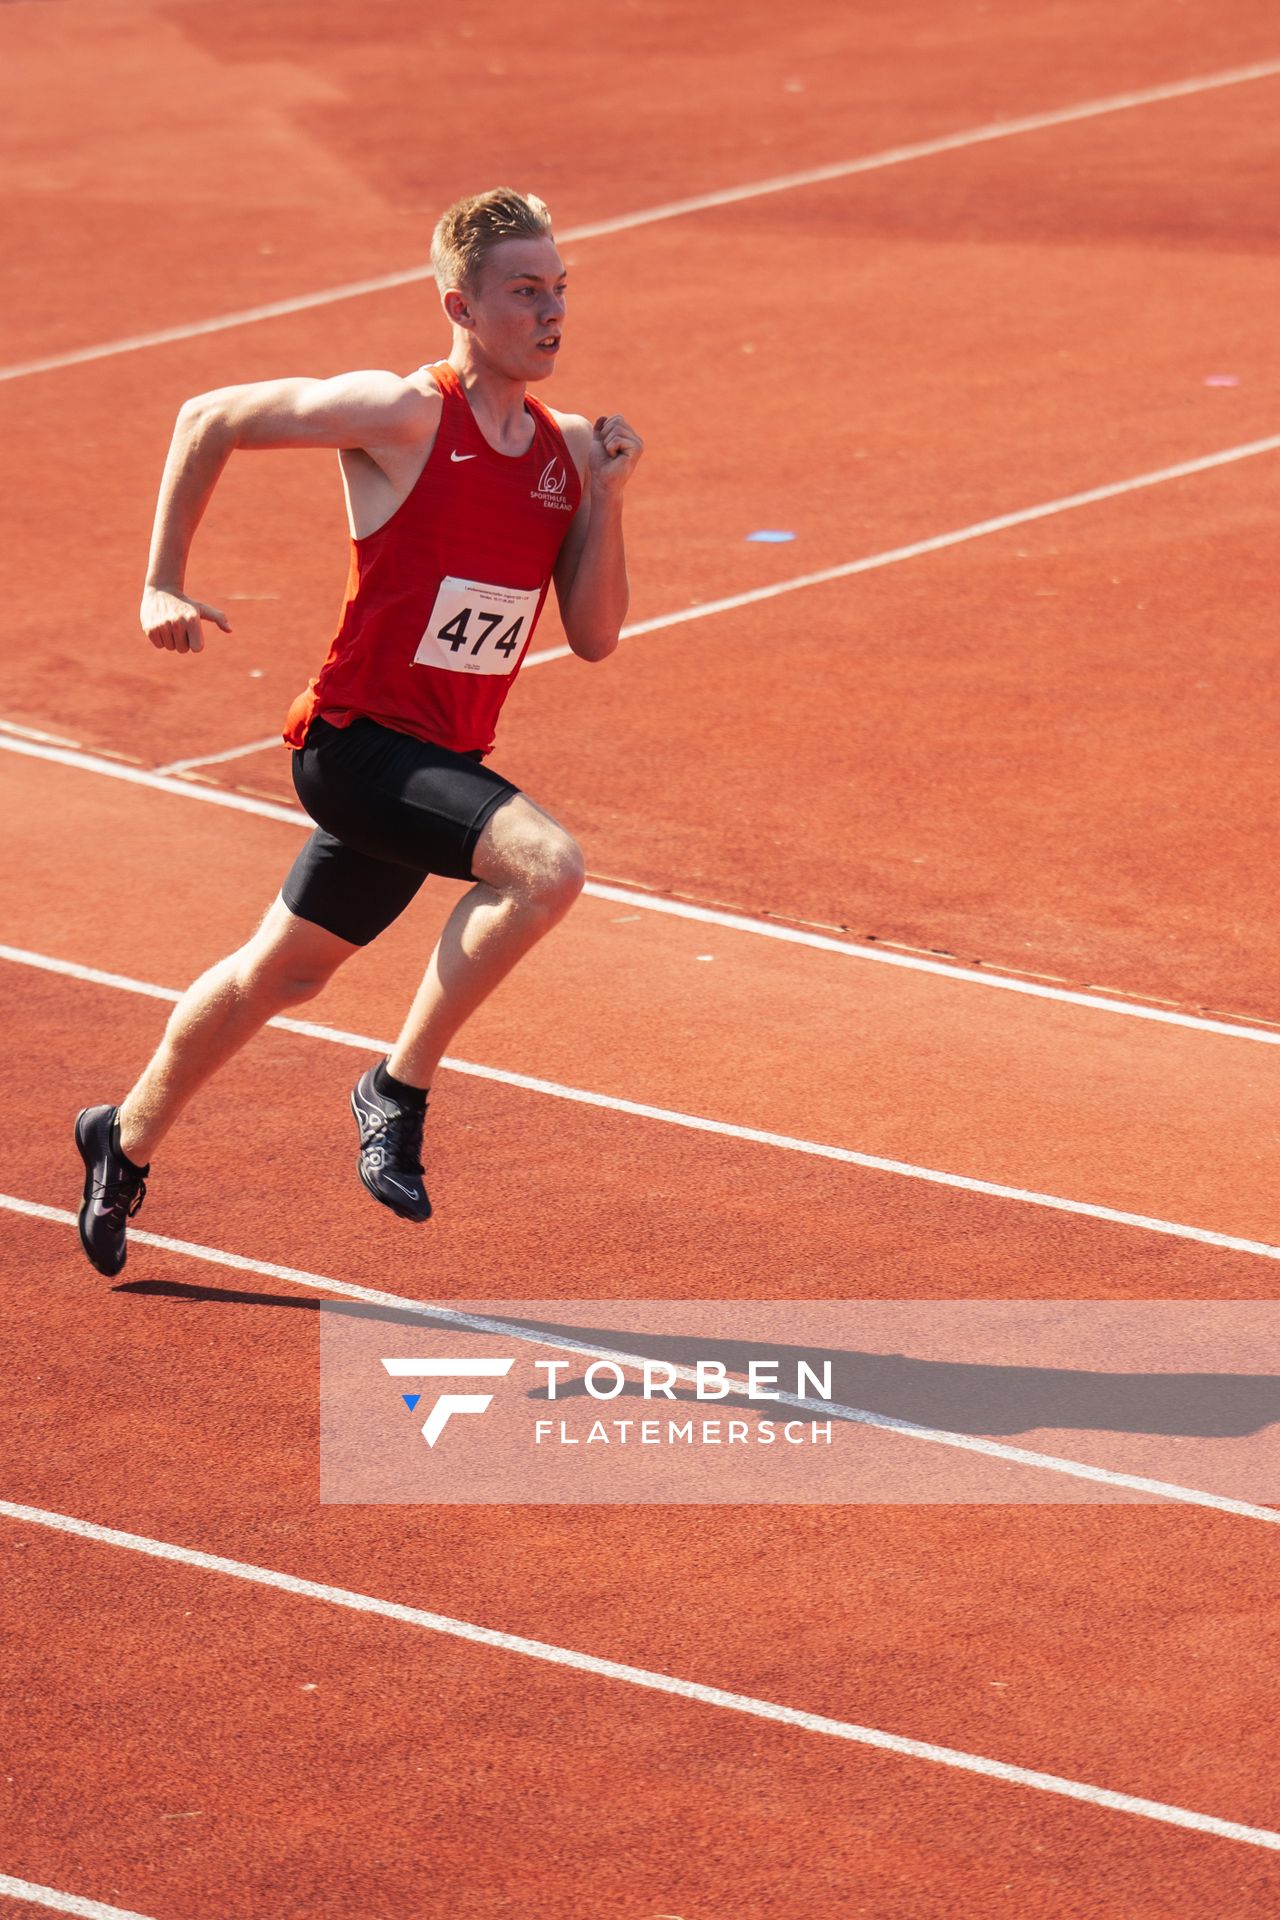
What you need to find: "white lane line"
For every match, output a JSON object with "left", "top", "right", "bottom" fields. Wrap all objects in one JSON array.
[
  {"left": 0, "top": 263, "right": 435, "bottom": 386},
  {"left": 0, "top": 1877, "right": 156, "bottom": 1920},
  {"left": 4, "top": 59, "right": 1280, "bottom": 384},
  {"left": 0, "top": 719, "right": 81, "bottom": 748},
  {"left": 6, "top": 1188, "right": 1280, "bottom": 1524},
  {"left": 5, "top": 942, "right": 1279, "bottom": 1261},
  {"left": 3, "top": 1498, "right": 1278, "bottom": 1851},
  {"left": 575, "top": 884, "right": 1280, "bottom": 1045},
  {"left": 0, "top": 733, "right": 303, "bottom": 824},
  {"left": 152, "top": 734, "right": 281, "bottom": 776},
  {"left": 523, "top": 429, "right": 1280, "bottom": 667},
  {"left": 0, "top": 725, "right": 1278, "bottom": 1044}
]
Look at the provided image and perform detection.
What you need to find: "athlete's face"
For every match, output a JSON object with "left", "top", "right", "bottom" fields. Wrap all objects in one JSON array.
[{"left": 459, "top": 236, "right": 567, "bottom": 381}]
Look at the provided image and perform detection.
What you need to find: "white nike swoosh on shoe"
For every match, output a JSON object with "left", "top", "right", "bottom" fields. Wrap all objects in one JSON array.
[
  {"left": 450, "top": 451, "right": 477, "bottom": 463},
  {"left": 383, "top": 1175, "right": 420, "bottom": 1199}
]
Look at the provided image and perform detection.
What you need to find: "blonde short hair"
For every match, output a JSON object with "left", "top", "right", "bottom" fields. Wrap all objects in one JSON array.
[{"left": 430, "top": 187, "right": 554, "bottom": 294}]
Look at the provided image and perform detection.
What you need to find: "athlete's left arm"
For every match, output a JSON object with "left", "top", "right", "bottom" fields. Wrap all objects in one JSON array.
[{"left": 552, "top": 413, "right": 643, "bottom": 661}]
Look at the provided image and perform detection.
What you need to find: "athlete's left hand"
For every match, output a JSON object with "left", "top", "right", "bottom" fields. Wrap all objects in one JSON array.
[{"left": 590, "top": 415, "right": 643, "bottom": 494}]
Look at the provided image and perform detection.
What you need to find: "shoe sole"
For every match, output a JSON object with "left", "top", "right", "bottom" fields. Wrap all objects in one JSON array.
[
  {"left": 75, "top": 1107, "right": 126, "bottom": 1277},
  {"left": 351, "top": 1091, "right": 432, "bottom": 1224}
]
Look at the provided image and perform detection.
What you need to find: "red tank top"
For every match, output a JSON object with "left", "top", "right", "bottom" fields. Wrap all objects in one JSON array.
[{"left": 283, "top": 361, "right": 582, "bottom": 756}]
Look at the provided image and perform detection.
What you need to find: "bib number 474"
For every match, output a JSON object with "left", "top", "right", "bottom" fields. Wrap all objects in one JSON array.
[
  {"left": 436, "top": 607, "right": 524, "bottom": 659},
  {"left": 414, "top": 575, "right": 540, "bottom": 677}
]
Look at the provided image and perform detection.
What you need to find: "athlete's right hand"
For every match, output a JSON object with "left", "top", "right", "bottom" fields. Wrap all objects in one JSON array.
[{"left": 140, "top": 585, "right": 232, "bottom": 655}]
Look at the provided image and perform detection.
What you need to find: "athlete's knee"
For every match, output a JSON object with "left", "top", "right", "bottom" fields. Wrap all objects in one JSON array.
[
  {"left": 273, "top": 964, "right": 340, "bottom": 1007},
  {"left": 478, "top": 802, "right": 586, "bottom": 915},
  {"left": 514, "top": 828, "right": 585, "bottom": 922},
  {"left": 232, "top": 951, "right": 327, "bottom": 1010},
  {"left": 537, "top": 829, "right": 586, "bottom": 910},
  {"left": 235, "top": 928, "right": 350, "bottom": 1009}
]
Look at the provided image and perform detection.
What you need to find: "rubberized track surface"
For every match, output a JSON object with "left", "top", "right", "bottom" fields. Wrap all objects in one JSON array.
[{"left": 3, "top": 3, "right": 1280, "bottom": 1915}]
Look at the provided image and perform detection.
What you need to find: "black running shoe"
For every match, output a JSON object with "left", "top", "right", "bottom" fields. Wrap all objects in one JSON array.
[
  {"left": 350, "top": 1065, "right": 432, "bottom": 1222},
  {"left": 75, "top": 1105, "right": 148, "bottom": 1276}
]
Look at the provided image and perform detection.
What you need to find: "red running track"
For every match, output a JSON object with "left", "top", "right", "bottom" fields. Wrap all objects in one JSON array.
[{"left": 4, "top": 2, "right": 1280, "bottom": 1914}]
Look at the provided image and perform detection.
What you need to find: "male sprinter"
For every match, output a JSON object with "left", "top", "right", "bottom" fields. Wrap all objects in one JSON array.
[{"left": 75, "top": 187, "right": 642, "bottom": 1274}]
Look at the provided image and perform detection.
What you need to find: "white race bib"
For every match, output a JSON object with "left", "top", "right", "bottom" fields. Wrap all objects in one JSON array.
[{"left": 413, "top": 575, "right": 540, "bottom": 677}]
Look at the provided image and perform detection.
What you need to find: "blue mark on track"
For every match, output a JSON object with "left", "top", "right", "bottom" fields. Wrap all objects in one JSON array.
[
  {"left": 746, "top": 529, "right": 796, "bottom": 543},
  {"left": 402, "top": 1393, "right": 421, "bottom": 1412}
]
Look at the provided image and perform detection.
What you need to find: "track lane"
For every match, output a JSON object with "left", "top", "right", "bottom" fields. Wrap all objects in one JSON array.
[
  {"left": 9, "top": 1521, "right": 1280, "bottom": 1920},
  {"left": 6, "top": 1160, "right": 1280, "bottom": 1848},
  {"left": 18, "top": 969, "right": 1268, "bottom": 1304},
  {"left": 2, "top": 751, "right": 1278, "bottom": 1259},
  {"left": 503, "top": 453, "right": 1280, "bottom": 1019},
  {"left": 6, "top": 0, "right": 1280, "bottom": 365}
]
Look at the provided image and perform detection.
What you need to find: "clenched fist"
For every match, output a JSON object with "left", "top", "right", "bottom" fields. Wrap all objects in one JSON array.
[{"left": 590, "top": 414, "right": 643, "bottom": 495}]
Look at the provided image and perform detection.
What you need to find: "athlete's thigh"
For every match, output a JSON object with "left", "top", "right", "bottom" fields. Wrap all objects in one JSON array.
[
  {"left": 293, "top": 716, "right": 516, "bottom": 881},
  {"left": 247, "top": 891, "right": 362, "bottom": 976},
  {"left": 280, "top": 830, "right": 427, "bottom": 949},
  {"left": 470, "top": 791, "right": 581, "bottom": 890}
]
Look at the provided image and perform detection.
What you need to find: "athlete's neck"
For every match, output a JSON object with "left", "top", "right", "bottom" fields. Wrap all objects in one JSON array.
[{"left": 447, "top": 348, "right": 532, "bottom": 456}]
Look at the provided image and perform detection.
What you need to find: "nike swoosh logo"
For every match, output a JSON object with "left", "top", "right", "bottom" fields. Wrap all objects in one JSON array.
[
  {"left": 450, "top": 451, "right": 477, "bottom": 463},
  {"left": 384, "top": 1175, "right": 419, "bottom": 1199}
]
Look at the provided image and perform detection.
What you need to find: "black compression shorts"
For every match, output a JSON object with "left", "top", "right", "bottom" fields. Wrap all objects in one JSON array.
[{"left": 281, "top": 715, "right": 519, "bottom": 946}]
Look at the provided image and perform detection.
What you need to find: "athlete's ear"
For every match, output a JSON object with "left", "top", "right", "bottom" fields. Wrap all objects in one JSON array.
[{"left": 443, "top": 288, "right": 474, "bottom": 329}]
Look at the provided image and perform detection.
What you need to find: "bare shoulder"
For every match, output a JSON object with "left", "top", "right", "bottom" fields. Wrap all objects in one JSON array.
[
  {"left": 320, "top": 365, "right": 443, "bottom": 437},
  {"left": 364, "top": 365, "right": 443, "bottom": 436},
  {"left": 404, "top": 363, "right": 445, "bottom": 405},
  {"left": 335, "top": 366, "right": 442, "bottom": 458},
  {"left": 548, "top": 408, "right": 592, "bottom": 479},
  {"left": 337, "top": 367, "right": 444, "bottom": 508},
  {"left": 203, "top": 364, "right": 445, "bottom": 454}
]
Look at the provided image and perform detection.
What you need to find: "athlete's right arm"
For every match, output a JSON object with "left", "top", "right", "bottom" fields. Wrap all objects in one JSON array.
[{"left": 141, "top": 370, "right": 440, "bottom": 654}]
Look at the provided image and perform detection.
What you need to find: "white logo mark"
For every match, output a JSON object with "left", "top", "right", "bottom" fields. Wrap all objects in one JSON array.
[
  {"left": 537, "top": 457, "right": 567, "bottom": 495},
  {"left": 450, "top": 450, "right": 477, "bottom": 463},
  {"left": 382, "top": 1357, "right": 515, "bottom": 1447}
]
